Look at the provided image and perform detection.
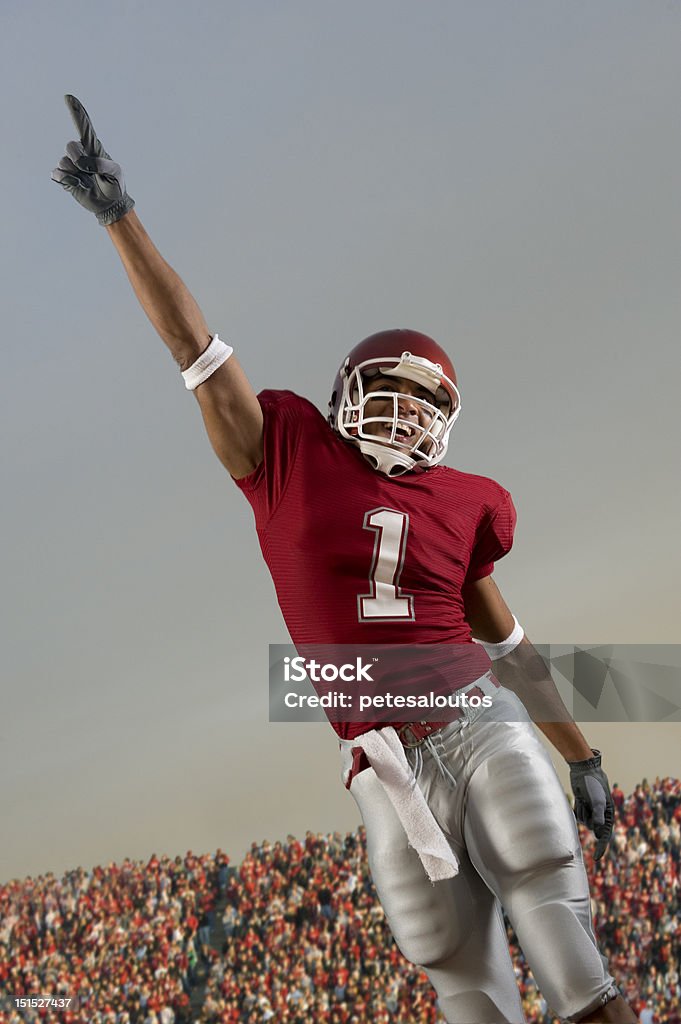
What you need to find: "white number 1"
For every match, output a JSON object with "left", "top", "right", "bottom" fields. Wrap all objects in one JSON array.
[{"left": 358, "top": 508, "right": 415, "bottom": 621}]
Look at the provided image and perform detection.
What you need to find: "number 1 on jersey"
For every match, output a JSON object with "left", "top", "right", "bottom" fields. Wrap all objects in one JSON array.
[{"left": 358, "top": 508, "right": 415, "bottom": 621}]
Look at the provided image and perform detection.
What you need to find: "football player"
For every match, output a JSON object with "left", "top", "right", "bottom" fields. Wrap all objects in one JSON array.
[{"left": 52, "top": 96, "right": 637, "bottom": 1024}]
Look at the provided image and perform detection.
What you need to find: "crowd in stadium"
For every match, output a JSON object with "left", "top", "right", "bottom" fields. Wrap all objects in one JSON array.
[
  {"left": 0, "top": 850, "right": 225, "bottom": 1024},
  {"left": 0, "top": 776, "right": 679, "bottom": 1024},
  {"left": 198, "top": 776, "right": 681, "bottom": 1024}
]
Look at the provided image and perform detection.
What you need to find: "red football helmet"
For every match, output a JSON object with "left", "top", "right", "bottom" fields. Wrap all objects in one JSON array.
[{"left": 328, "top": 329, "right": 461, "bottom": 476}]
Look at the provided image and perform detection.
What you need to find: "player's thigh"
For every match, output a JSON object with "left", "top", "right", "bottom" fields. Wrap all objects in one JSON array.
[
  {"left": 463, "top": 718, "right": 580, "bottom": 891},
  {"left": 351, "top": 766, "right": 486, "bottom": 965}
]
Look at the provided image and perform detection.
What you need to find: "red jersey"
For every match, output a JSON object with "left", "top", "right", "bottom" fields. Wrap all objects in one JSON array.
[{"left": 234, "top": 391, "right": 516, "bottom": 736}]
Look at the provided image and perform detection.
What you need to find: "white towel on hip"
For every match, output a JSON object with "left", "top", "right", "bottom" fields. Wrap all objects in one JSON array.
[{"left": 350, "top": 726, "right": 459, "bottom": 882}]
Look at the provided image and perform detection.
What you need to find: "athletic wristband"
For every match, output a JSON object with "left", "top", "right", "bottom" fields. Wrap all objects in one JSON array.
[
  {"left": 568, "top": 748, "right": 602, "bottom": 769},
  {"left": 473, "top": 616, "right": 524, "bottom": 660},
  {"left": 182, "top": 334, "right": 233, "bottom": 390}
]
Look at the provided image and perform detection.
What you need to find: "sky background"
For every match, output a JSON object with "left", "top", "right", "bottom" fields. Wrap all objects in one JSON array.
[{"left": 1, "top": 0, "right": 680, "bottom": 883}]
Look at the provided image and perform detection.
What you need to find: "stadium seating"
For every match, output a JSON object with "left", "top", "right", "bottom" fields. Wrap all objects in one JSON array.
[{"left": 0, "top": 778, "right": 679, "bottom": 1023}]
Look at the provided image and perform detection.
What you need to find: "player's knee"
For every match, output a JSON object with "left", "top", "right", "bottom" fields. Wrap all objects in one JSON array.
[
  {"left": 498, "top": 828, "right": 578, "bottom": 881},
  {"left": 395, "top": 927, "right": 464, "bottom": 969},
  {"left": 528, "top": 831, "right": 579, "bottom": 874},
  {"left": 388, "top": 902, "right": 465, "bottom": 968}
]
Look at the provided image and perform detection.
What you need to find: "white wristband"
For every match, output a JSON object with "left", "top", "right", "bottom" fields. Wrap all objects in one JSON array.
[
  {"left": 473, "top": 616, "right": 525, "bottom": 660},
  {"left": 182, "top": 334, "right": 233, "bottom": 391}
]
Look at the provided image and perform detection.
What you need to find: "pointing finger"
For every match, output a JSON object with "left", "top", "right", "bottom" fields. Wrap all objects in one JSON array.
[{"left": 64, "top": 94, "right": 103, "bottom": 156}]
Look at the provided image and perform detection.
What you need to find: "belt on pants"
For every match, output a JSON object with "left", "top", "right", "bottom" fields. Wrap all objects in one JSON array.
[{"left": 344, "top": 671, "right": 500, "bottom": 790}]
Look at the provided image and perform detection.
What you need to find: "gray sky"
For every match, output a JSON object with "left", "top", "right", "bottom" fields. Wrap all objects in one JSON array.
[{"left": 1, "top": 0, "right": 680, "bottom": 883}]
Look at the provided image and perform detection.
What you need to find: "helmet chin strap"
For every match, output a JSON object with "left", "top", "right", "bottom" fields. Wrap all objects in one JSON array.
[{"left": 356, "top": 438, "right": 418, "bottom": 477}]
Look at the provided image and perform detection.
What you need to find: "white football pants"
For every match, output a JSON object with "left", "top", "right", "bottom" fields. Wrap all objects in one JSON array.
[{"left": 340, "top": 687, "right": 615, "bottom": 1024}]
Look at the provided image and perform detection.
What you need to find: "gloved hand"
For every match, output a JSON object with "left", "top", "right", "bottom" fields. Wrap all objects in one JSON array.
[
  {"left": 51, "top": 95, "right": 135, "bottom": 226},
  {"left": 569, "top": 748, "right": 615, "bottom": 860}
]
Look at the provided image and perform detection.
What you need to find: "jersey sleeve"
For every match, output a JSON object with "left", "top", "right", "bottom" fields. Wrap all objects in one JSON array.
[
  {"left": 232, "top": 390, "right": 315, "bottom": 527},
  {"left": 467, "top": 487, "right": 517, "bottom": 581}
]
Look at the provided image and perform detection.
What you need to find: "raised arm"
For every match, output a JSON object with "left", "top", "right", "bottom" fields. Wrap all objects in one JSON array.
[
  {"left": 105, "top": 211, "right": 263, "bottom": 478},
  {"left": 51, "top": 95, "right": 263, "bottom": 479}
]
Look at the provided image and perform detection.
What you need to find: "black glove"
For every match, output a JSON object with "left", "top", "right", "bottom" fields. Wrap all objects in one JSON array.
[
  {"left": 51, "top": 95, "right": 135, "bottom": 226},
  {"left": 569, "top": 748, "right": 615, "bottom": 860}
]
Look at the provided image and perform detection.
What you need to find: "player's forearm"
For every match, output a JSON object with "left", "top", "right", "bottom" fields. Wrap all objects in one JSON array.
[
  {"left": 491, "top": 636, "right": 593, "bottom": 761},
  {"left": 533, "top": 719, "right": 593, "bottom": 763},
  {"left": 106, "top": 210, "right": 210, "bottom": 369}
]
